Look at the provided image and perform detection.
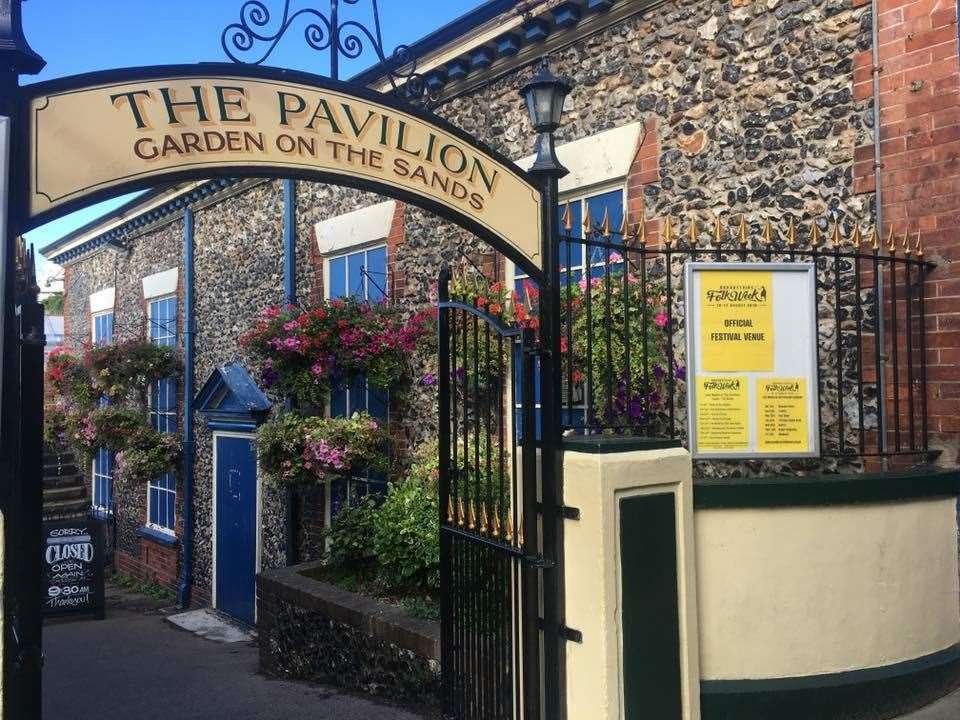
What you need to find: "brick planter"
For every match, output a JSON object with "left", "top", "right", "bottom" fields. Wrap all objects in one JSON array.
[{"left": 257, "top": 561, "right": 440, "bottom": 705}]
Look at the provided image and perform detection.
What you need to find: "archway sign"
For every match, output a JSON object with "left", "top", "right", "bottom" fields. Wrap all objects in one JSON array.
[{"left": 20, "top": 64, "right": 545, "bottom": 279}]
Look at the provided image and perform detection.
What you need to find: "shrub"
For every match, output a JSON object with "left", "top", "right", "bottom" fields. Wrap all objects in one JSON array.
[
  {"left": 326, "top": 497, "right": 378, "bottom": 568},
  {"left": 371, "top": 477, "right": 440, "bottom": 594}
]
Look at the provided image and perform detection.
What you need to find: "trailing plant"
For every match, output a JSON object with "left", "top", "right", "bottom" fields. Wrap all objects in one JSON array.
[
  {"left": 69, "top": 406, "right": 146, "bottom": 459},
  {"left": 88, "top": 340, "right": 180, "bottom": 402},
  {"left": 240, "top": 300, "right": 434, "bottom": 405},
  {"left": 257, "top": 411, "right": 387, "bottom": 486},
  {"left": 115, "top": 428, "right": 181, "bottom": 484},
  {"left": 46, "top": 346, "right": 96, "bottom": 410}
]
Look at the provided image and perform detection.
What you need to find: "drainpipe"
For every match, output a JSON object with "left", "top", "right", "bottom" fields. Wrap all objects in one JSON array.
[
  {"left": 870, "top": 0, "right": 888, "bottom": 456},
  {"left": 282, "top": 179, "right": 300, "bottom": 566},
  {"left": 177, "top": 207, "right": 196, "bottom": 608}
]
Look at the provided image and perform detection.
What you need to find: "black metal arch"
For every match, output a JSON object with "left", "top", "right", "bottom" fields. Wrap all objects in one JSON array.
[{"left": 13, "top": 62, "right": 547, "bottom": 284}]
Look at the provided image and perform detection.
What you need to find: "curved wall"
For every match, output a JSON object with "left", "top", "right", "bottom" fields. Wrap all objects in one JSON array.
[{"left": 695, "top": 497, "right": 960, "bottom": 681}]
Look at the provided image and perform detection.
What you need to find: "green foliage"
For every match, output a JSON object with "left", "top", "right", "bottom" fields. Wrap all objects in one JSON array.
[
  {"left": 257, "top": 411, "right": 387, "bottom": 486},
  {"left": 70, "top": 406, "right": 145, "bottom": 460},
  {"left": 88, "top": 340, "right": 180, "bottom": 402},
  {"left": 326, "top": 497, "right": 378, "bottom": 568},
  {"left": 41, "top": 292, "right": 64, "bottom": 313},
  {"left": 112, "top": 573, "right": 175, "bottom": 603},
  {"left": 371, "top": 477, "right": 440, "bottom": 594}
]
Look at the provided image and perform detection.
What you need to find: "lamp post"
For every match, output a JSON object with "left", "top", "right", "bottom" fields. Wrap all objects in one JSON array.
[{"left": 520, "top": 62, "right": 571, "bottom": 720}]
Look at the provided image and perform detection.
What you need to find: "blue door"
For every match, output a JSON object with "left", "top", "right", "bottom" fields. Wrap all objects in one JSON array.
[{"left": 215, "top": 435, "right": 257, "bottom": 625}]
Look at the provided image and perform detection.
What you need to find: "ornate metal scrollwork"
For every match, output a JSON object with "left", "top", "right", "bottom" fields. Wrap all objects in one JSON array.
[{"left": 221, "top": 0, "right": 436, "bottom": 106}]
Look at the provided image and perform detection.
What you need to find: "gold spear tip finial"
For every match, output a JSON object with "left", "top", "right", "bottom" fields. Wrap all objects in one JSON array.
[
  {"left": 870, "top": 226, "right": 880, "bottom": 250},
  {"left": 809, "top": 222, "right": 821, "bottom": 247},
  {"left": 492, "top": 504, "right": 501, "bottom": 538},
  {"left": 916, "top": 229, "right": 923, "bottom": 257},
  {"left": 468, "top": 501, "right": 477, "bottom": 531},
  {"left": 689, "top": 216, "right": 698, "bottom": 246},
  {"left": 787, "top": 217, "right": 797, "bottom": 247},
  {"left": 851, "top": 225, "right": 862, "bottom": 248},
  {"left": 763, "top": 219, "right": 774, "bottom": 246},
  {"left": 887, "top": 226, "right": 897, "bottom": 253},
  {"left": 663, "top": 216, "right": 674, "bottom": 247},
  {"left": 505, "top": 515, "right": 514, "bottom": 544},
  {"left": 902, "top": 226, "right": 912, "bottom": 256},
  {"left": 600, "top": 208, "right": 611, "bottom": 239},
  {"left": 714, "top": 216, "right": 723, "bottom": 246},
  {"left": 562, "top": 203, "right": 573, "bottom": 232},
  {"left": 480, "top": 502, "right": 489, "bottom": 535},
  {"left": 830, "top": 222, "right": 842, "bottom": 248},
  {"left": 457, "top": 497, "right": 466, "bottom": 527},
  {"left": 447, "top": 496, "right": 455, "bottom": 524},
  {"left": 618, "top": 214, "right": 628, "bottom": 239},
  {"left": 582, "top": 204, "right": 592, "bottom": 234},
  {"left": 637, "top": 214, "right": 647, "bottom": 246},
  {"left": 738, "top": 214, "right": 749, "bottom": 246}
]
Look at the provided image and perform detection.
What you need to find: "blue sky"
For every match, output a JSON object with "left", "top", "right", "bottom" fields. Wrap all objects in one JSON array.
[{"left": 22, "top": 0, "right": 482, "bottom": 270}]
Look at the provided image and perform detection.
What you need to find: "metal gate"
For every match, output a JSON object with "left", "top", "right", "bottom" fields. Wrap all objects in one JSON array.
[{"left": 437, "top": 266, "right": 542, "bottom": 720}]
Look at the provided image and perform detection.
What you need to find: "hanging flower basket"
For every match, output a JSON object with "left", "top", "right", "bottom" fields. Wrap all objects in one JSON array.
[
  {"left": 88, "top": 340, "right": 180, "bottom": 402},
  {"left": 257, "top": 411, "right": 387, "bottom": 486},
  {"left": 240, "top": 300, "right": 434, "bottom": 404},
  {"left": 115, "top": 428, "right": 181, "bottom": 484},
  {"left": 69, "top": 406, "right": 146, "bottom": 459}
]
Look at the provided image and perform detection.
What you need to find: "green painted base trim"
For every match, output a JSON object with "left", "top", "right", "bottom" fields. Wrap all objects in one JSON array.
[
  {"left": 562, "top": 435, "right": 682, "bottom": 454},
  {"left": 701, "top": 644, "right": 960, "bottom": 720},
  {"left": 694, "top": 467, "right": 960, "bottom": 508}
]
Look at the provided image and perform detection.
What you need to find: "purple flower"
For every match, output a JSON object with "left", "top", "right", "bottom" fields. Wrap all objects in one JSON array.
[
  {"left": 652, "top": 364, "right": 665, "bottom": 379},
  {"left": 420, "top": 372, "right": 437, "bottom": 386},
  {"left": 674, "top": 364, "right": 686, "bottom": 381}
]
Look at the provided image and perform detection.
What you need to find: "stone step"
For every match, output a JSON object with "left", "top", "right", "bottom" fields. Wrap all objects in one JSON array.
[
  {"left": 43, "top": 485, "right": 86, "bottom": 501},
  {"left": 43, "top": 497, "right": 90, "bottom": 515},
  {"left": 44, "top": 463, "right": 81, "bottom": 477},
  {"left": 42, "top": 473, "right": 86, "bottom": 489}
]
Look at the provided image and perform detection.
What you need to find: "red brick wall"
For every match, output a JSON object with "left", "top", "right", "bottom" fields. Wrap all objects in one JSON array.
[
  {"left": 628, "top": 117, "right": 662, "bottom": 245},
  {"left": 853, "top": 0, "right": 960, "bottom": 461}
]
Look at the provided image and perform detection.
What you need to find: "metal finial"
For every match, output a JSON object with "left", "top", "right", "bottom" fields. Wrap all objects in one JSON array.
[
  {"left": 902, "top": 227, "right": 912, "bottom": 256},
  {"left": 506, "top": 515, "right": 514, "bottom": 544},
  {"left": 886, "top": 226, "right": 896, "bottom": 254},
  {"left": 582, "top": 205, "right": 592, "bottom": 234},
  {"left": 636, "top": 213, "right": 647, "bottom": 247},
  {"left": 787, "top": 217, "right": 797, "bottom": 247},
  {"left": 663, "top": 216, "right": 674, "bottom": 247},
  {"left": 871, "top": 226, "right": 880, "bottom": 251},
  {"left": 916, "top": 229, "right": 923, "bottom": 257},
  {"left": 618, "top": 214, "right": 629, "bottom": 239},
  {"left": 809, "top": 222, "right": 821, "bottom": 248},
  {"left": 851, "top": 225, "right": 862, "bottom": 248},
  {"left": 468, "top": 501, "right": 477, "bottom": 531},
  {"left": 714, "top": 216, "right": 723, "bottom": 246},
  {"left": 763, "top": 219, "right": 774, "bottom": 246},
  {"left": 689, "top": 216, "right": 698, "bottom": 246},
  {"left": 447, "top": 496, "right": 455, "bottom": 524},
  {"left": 738, "top": 215, "right": 748, "bottom": 246},
  {"left": 562, "top": 203, "right": 573, "bottom": 232},
  {"left": 600, "top": 208, "right": 611, "bottom": 239},
  {"left": 480, "top": 502, "right": 489, "bottom": 534},
  {"left": 492, "top": 504, "right": 501, "bottom": 538},
  {"left": 517, "top": 514, "right": 525, "bottom": 548},
  {"left": 830, "top": 222, "right": 842, "bottom": 248},
  {"left": 457, "top": 497, "right": 466, "bottom": 527}
]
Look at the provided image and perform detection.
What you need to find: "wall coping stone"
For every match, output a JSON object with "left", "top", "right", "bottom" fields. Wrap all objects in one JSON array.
[{"left": 257, "top": 560, "right": 440, "bottom": 660}]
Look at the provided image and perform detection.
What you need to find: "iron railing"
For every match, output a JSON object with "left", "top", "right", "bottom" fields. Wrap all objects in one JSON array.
[{"left": 539, "top": 215, "right": 933, "bottom": 466}]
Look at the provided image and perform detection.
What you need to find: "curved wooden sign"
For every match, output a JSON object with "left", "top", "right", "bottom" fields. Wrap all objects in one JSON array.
[{"left": 21, "top": 64, "right": 544, "bottom": 275}]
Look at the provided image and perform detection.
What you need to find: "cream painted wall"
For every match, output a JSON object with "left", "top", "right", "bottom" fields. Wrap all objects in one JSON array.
[
  {"left": 695, "top": 497, "right": 960, "bottom": 680},
  {"left": 563, "top": 447, "right": 701, "bottom": 720}
]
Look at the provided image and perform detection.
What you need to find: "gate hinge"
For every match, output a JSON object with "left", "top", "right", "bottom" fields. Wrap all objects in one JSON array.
[
  {"left": 559, "top": 625, "right": 583, "bottom": 643},
  {"left": 523, "top": 554, "right": 555, "bottom": 569},
  {"left": 560, "top": 505, "right": 580, "bottom": 521}
]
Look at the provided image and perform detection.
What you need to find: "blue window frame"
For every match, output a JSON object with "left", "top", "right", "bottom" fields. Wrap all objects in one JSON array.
[
  {"left": 512, "top": 187, "right": 625, "bottom": 438},
  {"left": 326, "top": 245, "right": 388, "bottom": 516},
  {"left": 147, "top": 296, "right": 177, "bottom": 533},
  {"left": 91, "top": 310, "right": 114, "bottom": 511}
]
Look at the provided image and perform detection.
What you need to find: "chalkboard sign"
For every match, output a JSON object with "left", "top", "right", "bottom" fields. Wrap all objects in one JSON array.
[{"left": 42, "top": 517, "right": 105, "bottom": 619}]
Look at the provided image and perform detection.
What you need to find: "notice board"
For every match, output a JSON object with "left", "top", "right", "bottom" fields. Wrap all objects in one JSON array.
[
  {"left": 685, "top": 263, "right": 820, "bottom": 459},
  {"left": 42, "top": 517, "right": 106, "bottom": 619}
]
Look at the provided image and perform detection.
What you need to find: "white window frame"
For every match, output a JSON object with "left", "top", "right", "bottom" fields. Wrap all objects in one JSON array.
[
  {"left": 92, "top": 447, "right": 113, "bottom": 515},
  {"left": 91, "top": 309, "right": 114, "bottom": 346},
  {"left": 146, "top": 293, "right": 177, "bottom": 536},
  {"left": 507, "top": 182, "right": 628, "bottom": 437}
]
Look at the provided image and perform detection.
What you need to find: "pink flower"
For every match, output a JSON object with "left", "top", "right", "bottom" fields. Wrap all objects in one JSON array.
[
  {"left": 609, "top": 252, "right": 623, "bottom": 263},
  {"left": 655, "top": 311, "right": 668, "bottom": 327}
]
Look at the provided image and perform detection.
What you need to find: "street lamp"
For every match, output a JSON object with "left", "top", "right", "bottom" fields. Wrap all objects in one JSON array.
[{"left": 520, "top": 63, "right": 571, "bottom": 175}]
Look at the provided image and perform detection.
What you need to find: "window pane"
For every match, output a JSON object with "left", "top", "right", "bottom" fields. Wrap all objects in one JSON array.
[
  {"left": 328, "top": 256, "right": 346, "bottom": 298},
  {"left": 347, "top": 251, "right": 365, "bottom": 299},
  {"left": 365, "top": 246, "right": 387, "bottom": 301}
]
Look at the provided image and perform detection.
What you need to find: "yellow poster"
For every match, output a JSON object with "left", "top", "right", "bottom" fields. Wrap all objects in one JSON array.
[
  {"left": 756, "top": 377, "right": 809, "bottom": 452},
  {"left": 695, "top": 375, "right": 749, "bottom": 451},
  {"left": 700, "top": 270, "right": 773, "bottom": 371}
]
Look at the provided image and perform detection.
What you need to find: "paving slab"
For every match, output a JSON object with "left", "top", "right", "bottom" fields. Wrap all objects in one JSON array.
[
  {"left": 167, "top": 607, "right": 255, "bottom": 643},
  {"left": 43, "top": 606, "right": 427, "bottom": 720}
]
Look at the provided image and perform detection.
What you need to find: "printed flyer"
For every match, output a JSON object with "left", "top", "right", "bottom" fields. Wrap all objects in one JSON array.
[
  {"left": 699, "top": 270, "right": 773, "bottom": 372},
  {"left": 695, "top": 375, "right": 749, "bottom": 451},
  {"left": 756, "top": 377, "right": 809, "bottom": 452}
]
